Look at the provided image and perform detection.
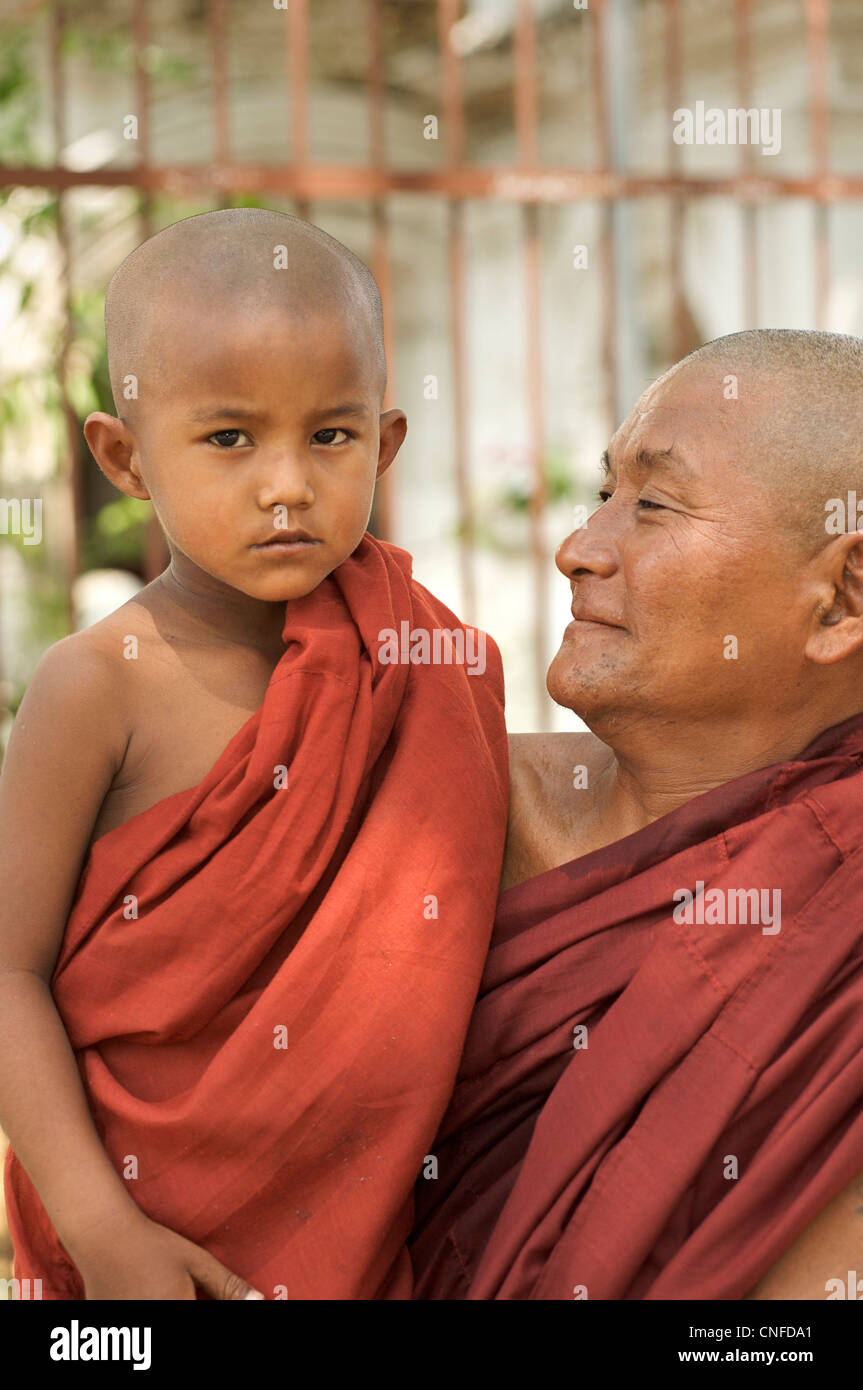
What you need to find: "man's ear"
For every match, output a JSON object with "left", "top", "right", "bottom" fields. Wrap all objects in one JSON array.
[
  {"left": 805, "top": 531, "right": 863, "bottom": 665},
  {"left": 376, "top": 408, "right": 407, "bottom": 480},
  {"left": 83, "top": 412, "right": 152, "bottom": 501}
]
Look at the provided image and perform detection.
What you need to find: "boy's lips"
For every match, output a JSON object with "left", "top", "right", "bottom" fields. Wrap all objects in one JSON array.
[{"left": 251, "top": 529, "right": 321, "bottom": 551}]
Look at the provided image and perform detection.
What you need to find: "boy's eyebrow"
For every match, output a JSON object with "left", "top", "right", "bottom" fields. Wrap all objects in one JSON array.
[{"left": 189, "top": 402, "right": 373, "bottom": 424}]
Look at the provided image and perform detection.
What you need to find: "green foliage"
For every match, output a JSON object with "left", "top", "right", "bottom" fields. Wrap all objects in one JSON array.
[
  {"left": 0, "top": 24, "right": 41, "bottom": 165},
  {"left": 81, "top": 496, "right": 152, "bottom": 571},
  {"left": 498, "top": 452, "right": 578, "bottom": 514}
]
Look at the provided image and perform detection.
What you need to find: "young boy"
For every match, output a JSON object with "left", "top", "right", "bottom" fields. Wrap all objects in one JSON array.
[{"left": 0, "top": 208, "right": 508, "bottom": 1300}]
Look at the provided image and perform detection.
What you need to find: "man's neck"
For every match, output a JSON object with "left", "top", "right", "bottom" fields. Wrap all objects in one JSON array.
[{"left": 589, "top": 707, "right": 852, "bottom": 841}]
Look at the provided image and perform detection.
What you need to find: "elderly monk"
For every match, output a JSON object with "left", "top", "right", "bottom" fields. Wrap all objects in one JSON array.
[{"left": 410, "top": 328, "right": 863, "bottom": 1301}]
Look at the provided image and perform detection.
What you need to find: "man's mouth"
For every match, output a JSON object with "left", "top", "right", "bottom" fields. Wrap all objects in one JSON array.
[{"left": 569, "top": 604, "right": 620, "bottom": 627}]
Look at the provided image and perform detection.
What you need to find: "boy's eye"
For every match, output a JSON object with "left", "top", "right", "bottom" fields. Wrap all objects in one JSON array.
[
  {"left": 312, "top": 428, "right": 352, "bottom": 446},
  {"left": 208, "top": 429, "right": 252, "bottom": 448}
]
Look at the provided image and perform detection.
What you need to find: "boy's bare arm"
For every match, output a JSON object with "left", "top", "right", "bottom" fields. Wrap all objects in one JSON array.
[{"left": 0, "top": 635, "right": 262, "bottom": 1299}]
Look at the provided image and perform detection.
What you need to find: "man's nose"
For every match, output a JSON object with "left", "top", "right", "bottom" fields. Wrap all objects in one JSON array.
[
  {"left": 555, "top": 507, "right": 619, "bottom": 579},
  {"left": 256, "top": 449, "right": 315, "bottom": 510}
]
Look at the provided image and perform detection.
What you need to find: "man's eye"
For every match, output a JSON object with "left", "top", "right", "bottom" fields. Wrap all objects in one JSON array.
[
  {"left": 312, "top": 428, "right": 352, "bottom": 445},
  {"left": 636, "top": 498, "right": 665, "bottom": 511},
  {"left": 208, "top": 429, "right": 252, "bottom": 448},
  {"left": 596, "top": 490, "right": 612, "bottom": 503}
]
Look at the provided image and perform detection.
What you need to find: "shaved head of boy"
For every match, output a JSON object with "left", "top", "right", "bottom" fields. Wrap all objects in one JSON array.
[{"left": 86, "top": 207, "right": 405, "bottom": 608}]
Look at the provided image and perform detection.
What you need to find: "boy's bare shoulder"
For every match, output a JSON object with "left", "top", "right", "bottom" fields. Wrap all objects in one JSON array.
[{"left": 12, "top": 591, "right": 161, "bottom": 752}]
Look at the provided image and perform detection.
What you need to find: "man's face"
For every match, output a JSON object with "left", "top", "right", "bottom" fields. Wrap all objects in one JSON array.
[
  {"left": 547, "top": 364, "right": 816, "bottom": 735},
  {"left": 128, "top": 294, "right": 390, "bottom": 602}
]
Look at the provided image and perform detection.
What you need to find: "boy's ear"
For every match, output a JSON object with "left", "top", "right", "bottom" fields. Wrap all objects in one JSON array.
[
  {"left": 805, "top": 530, "right": 863, "bottom": 665},
  {"left": 376, "top": 408, "right": 407, "bottom": 480},
  {"left": 83, "top": 412, "right": 152, "bottom": 502}
]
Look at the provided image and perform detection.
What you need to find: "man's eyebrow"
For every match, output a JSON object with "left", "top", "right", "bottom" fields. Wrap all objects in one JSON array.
[
  {"left": 633, "top": 443, "right": 695, "bottom": 476},
  {"left": 601, "top": 443, "right": 696, "bottom": 478}
]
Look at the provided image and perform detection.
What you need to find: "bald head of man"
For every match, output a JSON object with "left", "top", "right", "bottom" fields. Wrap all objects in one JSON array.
[
  {"left": 85, "top": 208, "right": 405, "bottom": 605},
  {"left": 548, "top": 328, "right": 863, "bottom": 762},
  {"left": 662, "top": 328, "right": 863, "bottom": 553}
]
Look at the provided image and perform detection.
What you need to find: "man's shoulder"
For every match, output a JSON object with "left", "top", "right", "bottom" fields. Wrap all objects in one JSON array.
[
  {"left": 509, "top": 730, "right": 609, "bottom": 792},
  {"left": 502, "top": 730, "right": 611, "bottom": 889}
]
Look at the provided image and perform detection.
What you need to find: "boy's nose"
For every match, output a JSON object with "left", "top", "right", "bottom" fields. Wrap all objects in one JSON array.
[{"left": 256, "top": 453, "right": 315, "bottom": 510}]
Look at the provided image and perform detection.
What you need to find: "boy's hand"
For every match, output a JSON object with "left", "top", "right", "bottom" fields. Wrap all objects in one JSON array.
[{"left": 75, "top": 1212, "right": 266, "bottom": 1301}]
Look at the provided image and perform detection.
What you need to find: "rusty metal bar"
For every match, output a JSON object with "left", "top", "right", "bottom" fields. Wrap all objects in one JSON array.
[
  {"left": 515, "top": 0, "right": 549, "bottom": 730},
  {"left": 49, "top": 0, "right": 81, "bottom": 625},
  {"left": 439, "top": 0, "right": 476, "bottom": 623},
  {"left": 131, "top": 0, "right": 166, "bottom": 579},
  {"left": 4, "top": 162, "right": 861, "bottom": 202},
  {"left": 735, "top": 0, "right": 757, "bottom": 328},
  {"left": 367, "top": 0, "right": 395, "bottom": 542},
  {"left": 591, "top": 0, "right": 618, "bottom": 444},
  {"left": 288, "top": 0, "right": 310, "bottom": 220},
  {"left": 665, "top": 0, "right": 688, "bottom": 362},
  {"left": 805, "top": 0, "right": 830, "bottom": 328},
  {"left": 209, "top": 0, "right": 231, "bottom": 171}
]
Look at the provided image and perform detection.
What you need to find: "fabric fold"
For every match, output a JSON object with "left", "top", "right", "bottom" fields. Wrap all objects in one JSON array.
[{"left": 410, "top": 713, "right": 863, "bottom": 1300}]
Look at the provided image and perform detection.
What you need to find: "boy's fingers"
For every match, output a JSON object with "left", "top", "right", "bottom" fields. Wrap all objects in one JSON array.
[{"left": 188, "top": 1246, "right": 266, "bottom": 1301}]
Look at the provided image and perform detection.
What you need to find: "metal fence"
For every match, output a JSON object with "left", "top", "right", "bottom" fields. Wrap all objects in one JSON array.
[{"left": 0, "top": 0, "right": 848, "bottom": 726}]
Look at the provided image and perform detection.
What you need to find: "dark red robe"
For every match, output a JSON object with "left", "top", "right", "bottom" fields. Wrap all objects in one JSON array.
[{"left": 410, "top": 713, "right": 863, "bottom": 1299}]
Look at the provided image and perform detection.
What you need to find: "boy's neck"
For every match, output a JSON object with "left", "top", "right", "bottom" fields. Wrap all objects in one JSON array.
[{"left": 153, "top": 558, "right": 287, "bottom": 656}]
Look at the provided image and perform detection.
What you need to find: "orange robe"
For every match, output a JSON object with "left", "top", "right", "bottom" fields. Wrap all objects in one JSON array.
[
  {"left": 5, "top": 535, "right": 508, "bottom": 1299},
  {"left": 411, "top": 713, "right": 863, "bottom": 1298}
]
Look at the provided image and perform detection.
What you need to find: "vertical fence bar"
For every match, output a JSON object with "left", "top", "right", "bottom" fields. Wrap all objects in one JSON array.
[
  {"left": 438, "top": 0, "right": 477, "bottom": 622},
  {"left": 367, "top": 0, "right": 395, "bottom": 541},
  {"left": 50, "top": 0, "right": 81, "bottom": 626},
  {"left": 734, "top": 0, "right": 757, "bottom": 327},
  {"left": 287, "top": 0, "right": 310, "bottom": 221},
  {"left": 805, "top": 0, "right": 830, "bottom": 328},
  {"left": 210, "top": 0, "right": 231, "bottom": 209},
  {"left": 132, "top": 0, "right": 153, "bottom": 239},
  {"left": 665, "top": 0, "right": 689, "bottom": 362},
  {"left": 515, "top": 0, "right": 549, "bottom": 728},
  {"left": 591, "top": 0, "right": 619, "bottom": 441},
  {"left": 132, "top": 0, "right": 166, "bottom": 579}
]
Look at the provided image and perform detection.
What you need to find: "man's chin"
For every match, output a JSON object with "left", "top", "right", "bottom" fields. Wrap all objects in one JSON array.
[
  {"left": 546, "top": 649, "right": 590, "bottom": 716},
  {"left": 546, "top": 648, "right": 620, "bottom": 727}
]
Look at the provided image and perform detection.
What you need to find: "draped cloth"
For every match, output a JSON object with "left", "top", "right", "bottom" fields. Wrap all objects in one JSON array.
[
  {"left": 5, "top": 535, "right": 508, "bottom": 1300},
  {"left": 410, "top": 713, "right": 863, "bottom": 1300}
]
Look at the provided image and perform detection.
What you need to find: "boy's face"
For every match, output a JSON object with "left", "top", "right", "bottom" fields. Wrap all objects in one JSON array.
[{"left": 95, "top": 295, "right": 404, "bottom": 603}]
